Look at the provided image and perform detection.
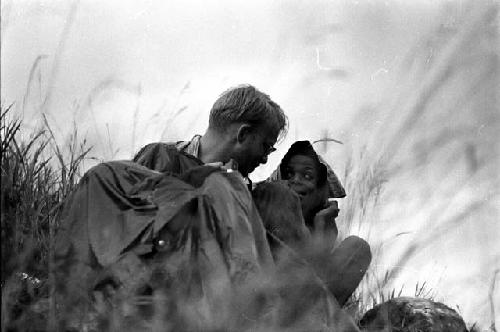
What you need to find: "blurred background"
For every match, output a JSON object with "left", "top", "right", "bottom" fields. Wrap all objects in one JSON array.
[{"left": 1, "top": 0, "right": 499, "bottom": 328}]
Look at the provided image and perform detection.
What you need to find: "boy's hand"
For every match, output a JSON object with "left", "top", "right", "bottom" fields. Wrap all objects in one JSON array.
[{"left": 313, "top": 200, "right": 339, "bottom": 244}]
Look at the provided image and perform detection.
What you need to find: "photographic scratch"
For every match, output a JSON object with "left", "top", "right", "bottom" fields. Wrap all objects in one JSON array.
[
  {"left": 316, "top": 47, "right": 333, "bottom": 71},
  {"left": 371, "top": 68, "right": 389, "bottom": 80}
]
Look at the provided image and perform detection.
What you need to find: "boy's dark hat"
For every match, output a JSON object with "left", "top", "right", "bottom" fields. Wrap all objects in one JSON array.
[{"left": 268, "top": 140, "right": 346, "bottom": 198}]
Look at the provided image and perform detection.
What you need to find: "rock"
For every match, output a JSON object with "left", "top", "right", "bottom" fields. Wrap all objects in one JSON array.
[{"left": 359, "top": 297, "right": 468, "bottom": 332}]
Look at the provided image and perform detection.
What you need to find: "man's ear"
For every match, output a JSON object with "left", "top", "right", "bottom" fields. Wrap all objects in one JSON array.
[{"left": 236, "top": 124, "right": 253, "bottom": 144}]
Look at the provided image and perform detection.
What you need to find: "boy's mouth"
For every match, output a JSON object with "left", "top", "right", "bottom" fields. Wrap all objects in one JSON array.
[{"left": 288, "top": 184, "right": 308, "bottom": 199}]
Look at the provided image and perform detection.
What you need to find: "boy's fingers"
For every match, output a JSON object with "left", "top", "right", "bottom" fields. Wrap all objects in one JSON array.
[
  {"left": 314, "top": 214, "right": 326, "bottom": 231},
  {"left": 326, "top": 199, "right": 339, "bottom": 209}
]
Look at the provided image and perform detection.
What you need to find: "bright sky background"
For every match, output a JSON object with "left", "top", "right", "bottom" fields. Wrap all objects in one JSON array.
[
  {"left": 2, "top": 0, "right": 442, "bottom": 168},
  {"left": 2, "top": 0, "right": 498, "bottom": 328}
]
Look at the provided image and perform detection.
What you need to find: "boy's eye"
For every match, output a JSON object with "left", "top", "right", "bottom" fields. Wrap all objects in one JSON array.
[{"left": 304, "top": 173, "right": 313, "bottom": 180}]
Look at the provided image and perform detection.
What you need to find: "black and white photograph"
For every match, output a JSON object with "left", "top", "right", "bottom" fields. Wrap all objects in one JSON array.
[{"left": 1, "top": 0, "right": 499, "bottom": 331}]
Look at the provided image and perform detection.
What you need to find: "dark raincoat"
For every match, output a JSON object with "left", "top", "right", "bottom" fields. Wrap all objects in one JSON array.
[
  {"left": 54, "top": 142, "right": 360, "bottom": 331},
  {"left": 262, "top": 140, "right": 371, "bottom": 309}
]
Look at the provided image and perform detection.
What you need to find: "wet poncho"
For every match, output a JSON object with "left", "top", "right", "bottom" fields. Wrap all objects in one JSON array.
[{"left": 54, "top": 141, "right": 360, "bottom": 331}]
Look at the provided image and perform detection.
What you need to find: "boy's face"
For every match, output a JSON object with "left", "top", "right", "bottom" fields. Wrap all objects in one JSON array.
[{"left": 283, "top": 155, "right": 325, "bottom": 218}]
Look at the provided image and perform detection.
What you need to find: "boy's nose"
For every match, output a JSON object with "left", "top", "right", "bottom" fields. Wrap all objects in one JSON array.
[{"left": 288, "top": 173, "right": 302, "bottom": 184}]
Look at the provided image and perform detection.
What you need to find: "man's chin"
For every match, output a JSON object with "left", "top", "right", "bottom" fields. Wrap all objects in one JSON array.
[{"left": 240, "top": 165, "right": 256, "bottom": 178}]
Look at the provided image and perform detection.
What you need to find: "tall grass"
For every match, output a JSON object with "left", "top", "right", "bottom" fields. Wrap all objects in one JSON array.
[
  {"left": 1, "top": 0, "right": 498, "bottom": 330},
  {"left": 1, "top": 105, "right": 91, "bottom": 331},
  {"left": 334, "top": 1, "right": 499, "bottom": 329}
]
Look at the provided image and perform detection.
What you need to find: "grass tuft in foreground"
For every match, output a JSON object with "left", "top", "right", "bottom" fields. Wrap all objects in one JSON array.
[{"left": 1, "top": 105, "right": 91, "bottom": 331}]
